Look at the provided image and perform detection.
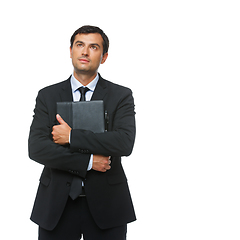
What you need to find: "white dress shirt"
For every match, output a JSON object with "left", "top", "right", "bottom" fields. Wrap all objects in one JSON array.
[{"left": 70, "top": 73, "right": 99, "bottom": 171}]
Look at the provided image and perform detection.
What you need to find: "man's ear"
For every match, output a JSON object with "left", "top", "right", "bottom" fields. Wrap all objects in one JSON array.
[
  {"left": 70, "top": 47, "right": 72, "bottom": 59},
  {"left": 101, "top": 52, "right": 108, "bottom": 64}
]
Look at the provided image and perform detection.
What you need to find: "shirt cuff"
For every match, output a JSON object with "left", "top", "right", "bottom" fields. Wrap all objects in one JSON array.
[
  {"left": 87, "top": 154, "right": 93, "bottom": 171},
  {"left": 69, "top": 131, "right": 71, "bottom": 144}
]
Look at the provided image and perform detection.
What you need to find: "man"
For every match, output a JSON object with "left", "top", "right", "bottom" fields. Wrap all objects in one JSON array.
[{"left": 28, "top": 25, "right": 136, "bottom": 240}]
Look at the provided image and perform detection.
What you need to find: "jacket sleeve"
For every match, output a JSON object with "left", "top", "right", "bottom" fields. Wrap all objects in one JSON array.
[
  {"left": 70, "top": 88, "right": 136, "bottom": 157},
  {"left": 28, "top": 89, "right": 90, "bottom": 178}
]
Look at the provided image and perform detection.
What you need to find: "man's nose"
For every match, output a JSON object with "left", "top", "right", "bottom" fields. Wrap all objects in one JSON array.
[{"left": 82, "top": 46, "right": 89, "bottom": 56}]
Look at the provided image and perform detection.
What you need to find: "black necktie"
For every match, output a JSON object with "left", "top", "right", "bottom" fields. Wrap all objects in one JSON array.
[
  {"left": 79, "top": 87, "right": 90, "bottom": 101},
  {"left": 69, "top": 87, "right": 90, "bottom": 200}
]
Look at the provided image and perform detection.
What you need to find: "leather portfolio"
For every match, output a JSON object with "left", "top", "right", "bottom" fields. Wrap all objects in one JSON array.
[{"left": 57, "top": 100, "right": 105, "bottom": 133}]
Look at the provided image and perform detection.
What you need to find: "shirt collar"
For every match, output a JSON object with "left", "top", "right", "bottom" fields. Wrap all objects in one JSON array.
[{"left": 70, "top": 73, "right": 99, "bottom": 93}]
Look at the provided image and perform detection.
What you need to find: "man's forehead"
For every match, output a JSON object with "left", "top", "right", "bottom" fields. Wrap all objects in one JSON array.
[{"left": 74, "top": 33, "right": 103, "bottom": 45}]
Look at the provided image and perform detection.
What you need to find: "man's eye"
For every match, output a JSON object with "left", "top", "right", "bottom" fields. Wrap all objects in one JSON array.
[
  {"left": 91, "top": 46, "right": 97, "bottom": 50},
  {"left": 77, "top": 44, "right": 83, "bottom": 47}
]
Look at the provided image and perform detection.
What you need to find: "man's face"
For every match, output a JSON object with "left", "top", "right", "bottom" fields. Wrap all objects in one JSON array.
[{"left": 70, "top": 33, "right": 108, "bottom": 76}]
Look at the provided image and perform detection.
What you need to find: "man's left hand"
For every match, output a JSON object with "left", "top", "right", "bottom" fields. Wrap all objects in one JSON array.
[{"left": 52, "top": 114, "right": 72, "bottom": 145}]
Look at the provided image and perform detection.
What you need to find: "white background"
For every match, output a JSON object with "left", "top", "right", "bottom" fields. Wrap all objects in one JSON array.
[{"left": 0, "top": 0, "right": 240, "bottom": 239}]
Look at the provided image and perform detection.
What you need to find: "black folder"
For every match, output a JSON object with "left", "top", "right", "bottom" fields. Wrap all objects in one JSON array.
[{"left": 57, "top": 100, "right": 105, "bottom": 133}]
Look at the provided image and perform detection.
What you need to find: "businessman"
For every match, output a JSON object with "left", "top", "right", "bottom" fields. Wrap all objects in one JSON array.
[{"left": 28, "top": 25, "right": 136, "bottom": 240}]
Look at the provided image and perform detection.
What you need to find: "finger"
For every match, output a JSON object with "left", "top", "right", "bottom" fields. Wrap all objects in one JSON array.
[
  {"left": 51, "top": 129, "right": 55, "bottom": 138},
  {"left": 100, "top": 167, "right": 107, "bottom": 172},
  {"left": 56, "top": 114, "right": 65, "bottom": 125}
]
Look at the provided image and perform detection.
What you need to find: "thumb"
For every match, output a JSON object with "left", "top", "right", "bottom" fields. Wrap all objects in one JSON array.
[{"left": 56, "top": 114, "right": 65, "bottom": 125}]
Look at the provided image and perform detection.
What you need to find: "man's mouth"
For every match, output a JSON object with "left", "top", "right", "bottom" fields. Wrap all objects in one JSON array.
[{"left": 79, "top": 58, "right": 90, "bottom": 63}]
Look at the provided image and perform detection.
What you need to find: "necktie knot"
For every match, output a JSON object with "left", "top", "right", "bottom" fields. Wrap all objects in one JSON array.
[{"left": 79, "top": 87, "right": 90, "bottom": 101}]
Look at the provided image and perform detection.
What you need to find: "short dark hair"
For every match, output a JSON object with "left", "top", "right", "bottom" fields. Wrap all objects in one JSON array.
[{"left": 70, "top": 25, "right": 109, "bottom": 55}]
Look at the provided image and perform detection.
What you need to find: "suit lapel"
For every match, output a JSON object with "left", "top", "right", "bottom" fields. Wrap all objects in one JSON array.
[
  {"left": 91, "top": 75, "right": 107, "bottom": 101},
  {"left": 59, "top": 76, "right": 73, "bottom": 102}
]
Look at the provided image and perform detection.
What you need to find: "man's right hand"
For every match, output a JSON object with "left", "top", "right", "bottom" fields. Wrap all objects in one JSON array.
[{"left": 92, "top": 155, "right": 111, "bottom": 172}]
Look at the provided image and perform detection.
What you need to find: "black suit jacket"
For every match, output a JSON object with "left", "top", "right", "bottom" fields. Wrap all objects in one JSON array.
[{"left": 28, "top": 74, "right": 136, "bottom": 231}]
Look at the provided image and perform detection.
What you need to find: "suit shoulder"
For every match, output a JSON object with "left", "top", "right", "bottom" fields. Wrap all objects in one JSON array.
[
  {"left": 102, "top": 78, "right": 132, "bottom": 94},
  {"left": 38, "top": 77, "right": 70, "bottom": 95}
]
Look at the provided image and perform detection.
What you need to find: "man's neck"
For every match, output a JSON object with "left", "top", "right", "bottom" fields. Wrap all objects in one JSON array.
[{"left": 73, "top": 71, "right": 98, "bottom": 86}]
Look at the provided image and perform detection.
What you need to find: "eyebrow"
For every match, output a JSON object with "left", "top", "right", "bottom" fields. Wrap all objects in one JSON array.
[{"left": 75, "top": 41, "right": 101, "bottom": 48}]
